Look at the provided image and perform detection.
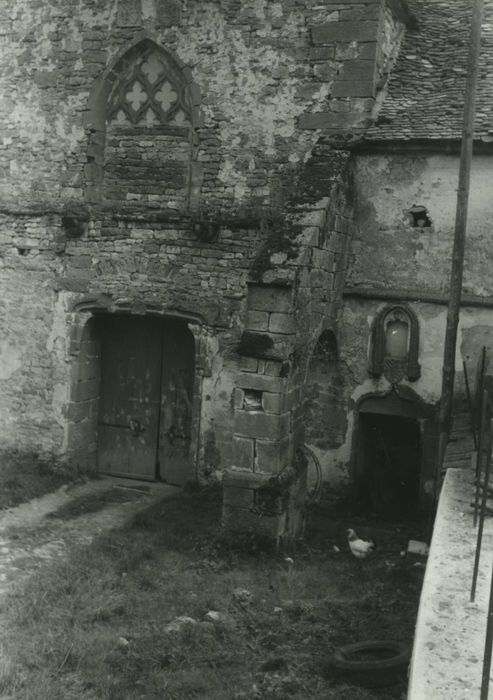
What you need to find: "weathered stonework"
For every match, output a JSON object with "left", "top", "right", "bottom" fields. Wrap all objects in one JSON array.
[
  {"left": 0, "top": 0, "right": 416, "bottom": 541},
  {"left": 310, "top": 149, "right": 493, "bottom": 510}
]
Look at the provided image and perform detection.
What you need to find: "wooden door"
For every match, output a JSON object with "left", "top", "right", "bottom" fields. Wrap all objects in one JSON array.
[
  {"left": 158, "top": 321, "right": 195, "bottom": 486},
  {"left": 97, "top": 315, "right": 162, "bottom": 480}
]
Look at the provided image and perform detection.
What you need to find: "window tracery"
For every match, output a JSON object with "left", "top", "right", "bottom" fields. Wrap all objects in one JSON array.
[{"left": 106, "top": 46, "right": 191, "bottom": 128}]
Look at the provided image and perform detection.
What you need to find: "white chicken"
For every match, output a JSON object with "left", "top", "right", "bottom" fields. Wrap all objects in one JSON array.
[{"left": 346, "top": 528, "right": 376, "bottom": 560}]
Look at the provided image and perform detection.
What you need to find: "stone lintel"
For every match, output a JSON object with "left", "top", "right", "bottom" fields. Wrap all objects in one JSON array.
[
  {"left": 237, "top": 372, "right": 287, "bottom": 393},
  {"left": 235, "top": 411, "right": 290, "bottom": 440}
]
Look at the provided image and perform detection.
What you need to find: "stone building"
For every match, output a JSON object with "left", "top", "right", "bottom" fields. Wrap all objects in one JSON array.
[
  {"left": 1, "top": 0, "right": 491, "bottom": 539},
  {"left": 315, "top": 0, "right": 493, "bottom": 519}
]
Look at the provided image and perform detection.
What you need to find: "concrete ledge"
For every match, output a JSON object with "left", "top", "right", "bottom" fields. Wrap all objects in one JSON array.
[{"left": 408, "top": 468, "right": 493, "bottom": 698}]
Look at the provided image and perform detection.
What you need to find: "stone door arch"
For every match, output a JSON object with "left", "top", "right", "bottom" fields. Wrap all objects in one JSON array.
[
  {"left": 67, "top": 310, "right": 202, "bottom": 486},
  {"left": 351, "top": 389, "right": 438, "bottom": 516}
]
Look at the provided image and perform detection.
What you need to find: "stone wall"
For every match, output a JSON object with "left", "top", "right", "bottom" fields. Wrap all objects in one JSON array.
[
  {"left": 222, "top": 148, "right": 356, "bottom": 540},
  {"left": 0, "top": 210, "right": 68, "bottom": 456},
  {"left": 0, "top": 0, "right": 408, "bottom": 208},
  {"left": 311, "top": 151, "right": 493, "bottom": 492},
  {"left": 348, "top": 154, "right": 493, "bottom": 296},
  {"left": 0, "top": 0, "right": 408, "bottom": 506}
]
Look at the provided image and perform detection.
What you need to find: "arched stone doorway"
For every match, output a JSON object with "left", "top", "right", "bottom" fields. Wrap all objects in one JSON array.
[
  {"left": 351, "top": 389, "right": 438, "bottom": 517},
  {"left": 96, "top": 314, "right": 195, "bottom": 484},
  {"left": 68, "top": 312, "right": 198, "bottom": 486}
]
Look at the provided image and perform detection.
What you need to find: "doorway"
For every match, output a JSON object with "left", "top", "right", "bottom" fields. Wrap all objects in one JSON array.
[
  {"left": 355, "top": 412, "right": 421, "bottom": 518},
  {"left": 96, "top": 314, "right": 195, "bottom": 486}
]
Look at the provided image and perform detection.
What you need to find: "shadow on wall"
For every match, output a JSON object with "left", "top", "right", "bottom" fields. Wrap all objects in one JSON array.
[{"left": 304, "top": 330, "right": 350, "bottom": 451}]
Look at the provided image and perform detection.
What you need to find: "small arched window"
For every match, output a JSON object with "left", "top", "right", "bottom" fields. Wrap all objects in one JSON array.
[
  {"left": 384, "top": 311, "right": 409, "bottom": 359},
  {"left": 369, "top": 305, "right": 420, "bottom": 384}
]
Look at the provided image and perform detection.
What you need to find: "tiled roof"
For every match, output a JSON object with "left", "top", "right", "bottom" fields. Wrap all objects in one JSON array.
[{"left": 365, "top": 0, "right": 493, "bottom": 142}]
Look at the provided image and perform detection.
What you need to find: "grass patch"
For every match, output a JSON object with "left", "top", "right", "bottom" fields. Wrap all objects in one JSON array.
[
  {"left": 0, "top": 452, "right": 77, "bottom": 510},
  {"left": 0, "top": 486, "right": 424, "bottom": 699}
]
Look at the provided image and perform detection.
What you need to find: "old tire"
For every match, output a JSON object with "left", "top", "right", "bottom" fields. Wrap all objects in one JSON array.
[{"left": 329, "top": 640, "right": 410, "bottom": 688}]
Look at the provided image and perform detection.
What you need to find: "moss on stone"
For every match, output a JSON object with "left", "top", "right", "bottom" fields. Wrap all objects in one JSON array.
[{"left": 249, "top": 211, "right": 300, "bottom": 282}]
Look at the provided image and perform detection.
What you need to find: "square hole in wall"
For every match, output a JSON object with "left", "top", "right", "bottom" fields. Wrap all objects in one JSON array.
[{"left": 243, "top": 389, "right": 263, "bottom": 412}]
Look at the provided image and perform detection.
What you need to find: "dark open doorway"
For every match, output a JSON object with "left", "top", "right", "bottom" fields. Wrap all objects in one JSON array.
[
  {"left": 355, "top": 412, "right": 421, "bottom": 518},
  {"left": 96, "top": 314, "right": 195, "bottom": 486}
]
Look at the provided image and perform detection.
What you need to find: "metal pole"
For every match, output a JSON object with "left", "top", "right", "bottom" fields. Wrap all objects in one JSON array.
[
  {"left": 474, "top": 391, "right": 489, "bottom": 527},
  {"left": 463, "top": 359, "right": 477, "bottom": 450},
  {"left": 481, "top": 559, "right": 493, "bottom": 699},
  {"left": 476, "top": 347, "right": 487, "bottom": 442},
  {"left": 437, "top": 0, "right": 484, "bottom": 450},
  {"left": 471, "top": 416, "right": 492, "bottom": 603}
]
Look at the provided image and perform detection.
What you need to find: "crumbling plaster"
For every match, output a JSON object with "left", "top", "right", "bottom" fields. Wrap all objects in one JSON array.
[
  {"left": 0, "top": 0, "right": 409, "bottom": 476},
  {"left": 306, "top": 151, "right": 493, "bottom": 489},
  {"left": 349, "top": 154, "right": 493, "bottom": 296},
  {"left": 0, "top": 0, "right": 408, "bottom": 208},
  {"left": 0, "top": 0, "right": 331, "bottom": 206},
  {"left": 310, "top": 300, "right": 493, "bottom": 488}
]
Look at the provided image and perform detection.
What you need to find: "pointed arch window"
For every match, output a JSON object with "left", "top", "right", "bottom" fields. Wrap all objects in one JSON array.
[
  {"left": 369, "top": 305, "right": 420, "bottom": 384},
  {"left": 106, "top": 44, "right": 192, "bottom": 128}
]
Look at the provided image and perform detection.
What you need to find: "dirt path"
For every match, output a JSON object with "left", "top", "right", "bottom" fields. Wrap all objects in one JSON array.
[{"left": 0, "top": 477, "right": 179, "bottom": 596}]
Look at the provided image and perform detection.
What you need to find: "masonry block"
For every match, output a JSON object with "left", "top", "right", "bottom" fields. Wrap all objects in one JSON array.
[
  {"left": 238, "top": 372, "right": 286, "bottom": 393},
  {"left": 246, "top": 310, "right": 269, "bottom": 331},
  {"left": 240, "top": 357, "right": 259, "bottom": 373},
  {"left": 64, "top": 399, "right": 98, "bottom": 423},
  {"left": 339, "top": 59, "right": 376, "bottom": 83},
  {"left": 234, "top": 388, "right": 245, "bottom": 410},
  {"left": 269, "top": 312, "right": 296, "bottom": 334},
  {"left": 256, "top": 437, "right": 292, "bottom": 474},
  {"left": 66, "top": 418, "right": 97, "bottom": 450},
  {"left": 310, "top": 269, "right": 329, "bottom": 287},
  {"left": 223, "top": 468, "right": 270, "bottom": 490},
  {"left": 71, "top": 378, "right": 100, "bottom": 402},
  {"left": 81, "top": 340, "right": 100, "bottom": 360},
  {"left": 235, "top": 410, "right": 290, "bottom": 440},
  {"left": 331, "top": 81, "right": 375, "bottom": 97},
  {"left": 264, "top": 361, "right": 284, "bottom": 377},
  {"left": 247, "top": 284, "right": 293, "bottom": 313},
  {"left": 358, "top": 41, "right": 378, "bottom": 60},
  {"left": 233, "top": 435, "right": 255, "bottom": 471},
  {"left": 312, "top": 248, "right": 334, "bottom": 270},
  {"left": 73, "top": 359, "right": 100, "bottom": 381},
  {"left": 262, "top": 392, "right": 283, "bottom": 414},
  {"left": 311, "top": 21, "right": 379, "bottom": 44}
]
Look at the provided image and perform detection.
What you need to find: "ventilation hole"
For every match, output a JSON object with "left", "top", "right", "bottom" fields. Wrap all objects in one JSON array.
[
  {"left": 409, "top": 205, "right": 432, "bottom": 228},
  {"left": 243, "top": 389, "right": 263, "bottom": 412},
  {"left": 16, "top": 247, "right": 30, "bottom": 256}
]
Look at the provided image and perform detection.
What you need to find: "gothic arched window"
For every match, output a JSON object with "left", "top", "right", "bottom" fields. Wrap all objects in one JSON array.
[
  {"left": 106, "top": 45, "right": 192, "bottom": 128},
  {"left": 84, "top": 36, "right": 205, "bottom": 206},
  {"left": 96, "top": 40, "right": 196, "bottom": 209},
  {"left": 369, "top": 305, "right": 421, "bottom": 384}
]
